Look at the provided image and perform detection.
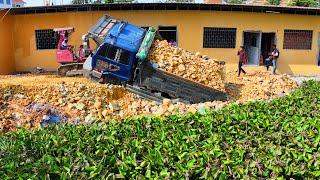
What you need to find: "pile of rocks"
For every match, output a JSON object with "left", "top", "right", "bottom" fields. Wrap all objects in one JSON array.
[
  {"left": 225, "top": 71, "right": 298, "bottom": 102},
  {"left": 0, "top": 70, "right": 298, "bottom": 133},
  {"left": 0, "top": 75, "right": 227, "bottom": 132},
  {"left": 148, "top": 40, "right": 226, "bottom": 91}
]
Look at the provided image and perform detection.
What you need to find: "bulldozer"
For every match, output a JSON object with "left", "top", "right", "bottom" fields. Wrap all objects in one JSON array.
[
  {"left": 55, "top": 16, "right": 227, "bottom": 103},
  {"left": 54, "top": 27, "right": 91, "bottom": 76}
]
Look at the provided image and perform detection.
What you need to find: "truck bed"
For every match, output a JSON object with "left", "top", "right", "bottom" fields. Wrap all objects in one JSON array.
[{"left": 135, "top": 62, "right": 227, "bottom": 103}]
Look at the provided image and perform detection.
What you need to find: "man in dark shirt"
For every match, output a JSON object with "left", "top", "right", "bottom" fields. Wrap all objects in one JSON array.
[{"left": 237, "top": 46, "right": 248, "bottom": 77}]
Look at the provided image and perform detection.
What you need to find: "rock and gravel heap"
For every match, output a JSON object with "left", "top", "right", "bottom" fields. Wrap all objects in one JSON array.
[
  {"left": 0, "top": 70, "right": 297, "bottom": 133},
  {"left": 0, "top": 75, "right": 225, "bottom": 133},
  {"left": 225, "top": 70, "right": 298, "bottom": 103},
  {"left": 148, "top": 40, "right": 226, "bottom": 91},
  {"left": 0, "top": 41, "right": 298, "bottom": 133}
]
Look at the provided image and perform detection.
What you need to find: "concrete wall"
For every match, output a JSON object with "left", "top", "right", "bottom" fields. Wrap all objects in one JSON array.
[
  {"left": 0, "top": 11, "right": 15, "bottom": 74},
  {"left": 11, "top": 10, "right": 320, "bottom": 75}
]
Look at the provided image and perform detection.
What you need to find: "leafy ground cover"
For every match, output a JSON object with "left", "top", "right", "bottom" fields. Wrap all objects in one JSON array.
[{"left": 0, "top": 81, "right": 320, "bottom": 179}]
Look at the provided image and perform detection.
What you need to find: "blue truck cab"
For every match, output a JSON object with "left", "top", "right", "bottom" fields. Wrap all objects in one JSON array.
[{"left": 85, "top": 16, "right": 149, "bottom": 82}]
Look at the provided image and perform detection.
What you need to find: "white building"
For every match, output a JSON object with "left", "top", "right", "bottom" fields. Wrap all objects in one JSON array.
[
  {"left": 0, "top": 0, "right": 12, "bottom": 9},
  {"left": 13, "top": 0, "right": 25, "bottom": 7}
]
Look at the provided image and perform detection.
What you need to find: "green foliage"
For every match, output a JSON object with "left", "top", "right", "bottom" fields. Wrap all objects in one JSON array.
[
  {"left": 71, "top": 0, "right": 87, "bottom": 4},
  {"left": 289, "top": 0, "right": 319, "bottom": 7},
  {"left": 106, "top": 0, "right": 133, "bottom": 3},
  {"left": 268, "top": 0, "right": 280, "bottom": 5},
  {"left": 165, "top": 0, "right": 195, "bottom": 2},
  {"left": 1, "top": 81, "right": 320, "bottom": 179},
  {"left": 72, "top": 0, "right": 133, "bottom": 4},
  {"left": 224, "top": 0, "right": 246, "bottom": 4},
  {"left": 104, "top": 0, "right": 114, "bottom": 3}
]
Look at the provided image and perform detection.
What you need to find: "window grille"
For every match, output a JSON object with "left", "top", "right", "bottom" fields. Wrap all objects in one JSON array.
[
  {"left": 283, "top": 30, "right": 313, "bottom": 50},
  {"left": 203, "top": 27, "right": 236, "bottom": 48},
  {"left": 35, "top": 29, "right": 58, "bottom": 50}
]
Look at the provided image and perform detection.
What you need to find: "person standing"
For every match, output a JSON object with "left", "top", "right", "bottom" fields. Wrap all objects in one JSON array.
[
  {"left": 60, "top": 39, "right": 69, "bottom": 50},
  {"left": 265, "top": 44, "right": 280, "bottom": 75},
  {"left": 169, "top": 39, "right": 177, "bottom": 47},
  {"left": 237, "top": 46, "right": 248, "bottom": 77}
]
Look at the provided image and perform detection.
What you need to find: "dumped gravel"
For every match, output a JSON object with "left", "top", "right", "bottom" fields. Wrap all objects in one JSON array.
[{"left": 0, "top": 71, "right": 297, "bottom": 133}]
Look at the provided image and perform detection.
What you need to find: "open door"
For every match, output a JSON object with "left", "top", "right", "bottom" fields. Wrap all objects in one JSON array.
[
  {"left": 261, "top": 33, "right": 276, "bottom": 65},
  {"left": 243, "top": 31, "right": 261, "bottom": 65}
]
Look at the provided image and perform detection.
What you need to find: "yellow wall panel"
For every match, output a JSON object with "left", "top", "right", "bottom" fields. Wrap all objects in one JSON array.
[
  {"left": 0, "top": 12, "right": 15, "bottom": 74},
  {"left": 11, "top": 10, "right": 320, "bottom": 75}
]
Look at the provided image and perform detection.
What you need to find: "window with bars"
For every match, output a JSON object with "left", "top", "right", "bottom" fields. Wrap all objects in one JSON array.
[
  {"left": 35, "top": 29, "right": 58, "bottom": 50},
  {"left": 283, "top": 30, "right": 313, "bottom": 50},
  {"left": 203, "top": 27, "right": 236, "bottom": 48}
]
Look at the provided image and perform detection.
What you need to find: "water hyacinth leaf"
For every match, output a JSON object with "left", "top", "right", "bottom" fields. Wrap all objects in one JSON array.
[
  {"left": 160, "top": 168, "right": 169, "bottom": 177},
  {"left": 63, "top": 166, "right": 70, "bottom": 172},
  {"left": 311, "top": 171, "right": 320, "bottom": 177},
  {"left": 187, "top": 159, "right": 196, "bottom": 169}
]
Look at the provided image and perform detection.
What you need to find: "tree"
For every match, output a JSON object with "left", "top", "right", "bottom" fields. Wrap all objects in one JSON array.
[
  {"left": 224, "top": 0, "right": 246, "bottom": 4},
  {"left": 104, "top": 0, "right": 114, "bottom": 3},
  {"left": 71, "top": 0, "right": 103, "bottom": 4},
  {"left": 289, "top": 0, "right": 319, "bottom": 7},
  {"left": 71, "top": 0, "right": 89, "bottom": 4},
  {"left": 105, "top": 0, "right": 134, "bottom": 3},
  {"left": 165, "top": 0, "right": 196, "bottom": 2},
  {"left": 267, "top": 0, "right": 280, "bottom": 5}
]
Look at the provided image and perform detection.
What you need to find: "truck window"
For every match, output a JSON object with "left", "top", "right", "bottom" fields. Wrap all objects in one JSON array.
[
  {"left": 98, "top": 44, "right": 130, "bottom": 65},
  {"left": 97, "top": 44, "right": 117, "bottom": 60},
  {"left": 115, "top": 49, "right": 130, "bottom": 65}
]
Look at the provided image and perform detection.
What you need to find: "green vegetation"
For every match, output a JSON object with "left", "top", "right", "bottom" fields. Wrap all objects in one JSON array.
[
  {"left": 71, "top": 0, "right": 134, "bottom": 4},
  {"left": 268, "top": 0, "right": 281, "bottom": 5},
  {"left": 289, "top": 0, "right": 319, "bottom": 7},
  {"left": 224, "top": 0, "right": 246, "bottom": 4},
  {"left": 1, "top": 81, "right": 320, "bottom": 179}
]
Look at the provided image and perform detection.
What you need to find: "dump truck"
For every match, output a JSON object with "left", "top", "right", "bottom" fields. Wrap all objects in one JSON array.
[{"left": 56, "top": 15, "right": 227, "bottom": 103}]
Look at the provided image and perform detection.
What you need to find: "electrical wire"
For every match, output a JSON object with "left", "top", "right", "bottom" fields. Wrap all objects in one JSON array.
[{"left": 0, "top": 8, "right": 12, "bottom": 22}]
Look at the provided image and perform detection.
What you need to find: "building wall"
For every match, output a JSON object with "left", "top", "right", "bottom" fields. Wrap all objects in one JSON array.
[
  {"left": 0, "top": 12, "right": 15, "bottom": 74},
  {"left": 12, "top": 10, "right": 320, "bottom": 75},
  {"left": 13, "top": 2, "right": 25, "bottom": 7}
]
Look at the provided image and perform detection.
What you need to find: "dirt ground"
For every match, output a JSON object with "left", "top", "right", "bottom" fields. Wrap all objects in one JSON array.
[{"left": 0, "top": 71, "right": 297, "bottom": 133}]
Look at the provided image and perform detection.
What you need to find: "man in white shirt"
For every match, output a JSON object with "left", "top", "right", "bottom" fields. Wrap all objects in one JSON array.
[
  {"left": 60, "top": 39, "right": 69, "bottom": 50},
  {"left": 265, "top": 44, "right": 280, "bottom": 75}
]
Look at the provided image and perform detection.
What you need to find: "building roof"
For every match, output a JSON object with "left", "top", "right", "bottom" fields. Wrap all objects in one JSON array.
[
  {"left": 13, "top": 0, "right": 26, "bottom": 4},
  {"left": 8, "top": 3, "right": 320, "bottom": 16}
]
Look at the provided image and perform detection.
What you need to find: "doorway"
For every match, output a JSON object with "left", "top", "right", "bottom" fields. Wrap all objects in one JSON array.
[
  {"left": 261, "top": 33, "right": 276, "bottom": 65},
  {"left": 243, "top": 31, "right": 276, "bottom": 65},
  {"left": 243, "top": 32, "right": 261, "bottom": 65}
]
